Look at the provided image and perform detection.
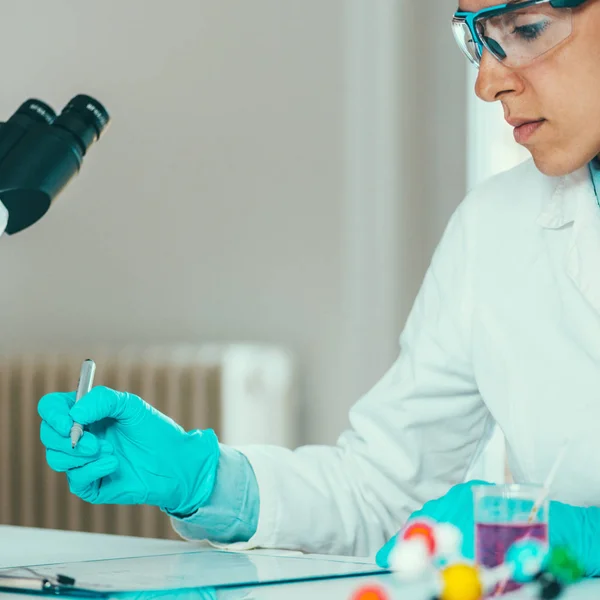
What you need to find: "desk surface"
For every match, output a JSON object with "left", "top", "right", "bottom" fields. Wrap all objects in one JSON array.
[
  {"left": 0, "top": 525, "right": 194, "bottom": 569},
  {"left": 232, "top": 577, "right": 600, "bottom": 600},
  {"left": 2, "top": 526, "right": 600, "bottom": 599}
]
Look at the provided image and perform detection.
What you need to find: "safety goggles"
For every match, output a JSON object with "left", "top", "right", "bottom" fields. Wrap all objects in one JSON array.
[{"left": 452, "top": 0, "right": 590, "bottom": 68}]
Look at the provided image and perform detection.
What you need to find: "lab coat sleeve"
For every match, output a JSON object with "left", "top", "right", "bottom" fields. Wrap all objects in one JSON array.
[
  {"left": 182, "top": 197, "right": 493, "bottom": 557},
  {"left": 170, "top": 445, "right": 259, "bottom": 543}
]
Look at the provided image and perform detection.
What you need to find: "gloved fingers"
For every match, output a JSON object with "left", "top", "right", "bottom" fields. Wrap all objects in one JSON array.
[
  {"left": 116, "top": 589, "right": 217, "bottom": 600},
  {"left": 70, "top": 386, "right": 144, "bottom": 427},
  {"left": 37, "top": 392, "right": 77, "bottom": 437},
  {"left": 67, "top": 456, "right": 119, "bottom": 491},
  {"left": 46, "top": 445, "right": 113, "bottom": 472},
  {"left": 375, "top": 534, "right": 398, "bottom": 568},
  {"left": 40, "top": 421, "right": 112, "bottom": 456},
  {"left": 70, "top": 481, "right": 100, "bottom": 504}
]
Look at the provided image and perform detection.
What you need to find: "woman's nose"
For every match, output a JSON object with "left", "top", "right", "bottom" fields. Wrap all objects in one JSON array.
[{"left": 475, "top": 50, "right": 523, "bottom": 102}]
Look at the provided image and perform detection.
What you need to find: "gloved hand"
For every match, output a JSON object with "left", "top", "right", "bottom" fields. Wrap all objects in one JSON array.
[
  {"left": 119, "top": 589, "right": 217, "bottom": 600},
  {"left": 376, "top": 480, "right": 600, "bottom": 577},
  {"left": 549, "top": 501, "right": 600, "bottom": 577},
  {"left": 375, "top": 480, "right": 491, "bottom": 568},
  {"left": 38, "top": 386, "right": 220, "bottom": 516}
]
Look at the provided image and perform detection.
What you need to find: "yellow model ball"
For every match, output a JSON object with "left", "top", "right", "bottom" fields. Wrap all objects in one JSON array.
[{"left": 440, "top": 564, "right": 483, "bottom": 600}]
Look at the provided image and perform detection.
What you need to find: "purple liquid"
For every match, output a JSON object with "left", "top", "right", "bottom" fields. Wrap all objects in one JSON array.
[{"left": 476, "top": 522, "right": 548, "bottom": 595}]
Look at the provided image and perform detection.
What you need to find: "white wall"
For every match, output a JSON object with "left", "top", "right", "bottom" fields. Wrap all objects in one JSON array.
[
  {"left": 340, "top": 0, "right": 469, "bottom": 407},
  {"left": 0, "top": 0, "right": 469, "bottom": 445}
]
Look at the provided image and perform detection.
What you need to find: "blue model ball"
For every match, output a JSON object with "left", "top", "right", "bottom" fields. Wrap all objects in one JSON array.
[{"left": 505, "top": 539, "right": 549, "bottom": 583}]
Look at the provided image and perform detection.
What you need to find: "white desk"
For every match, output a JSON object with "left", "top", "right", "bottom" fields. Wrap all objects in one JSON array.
[
  {"left": 232, "top": 575, "right": 600, "bottom": 600},
  {"left": 1, "top": 526, "right": 600, "bottom": 599},
  {"left": 0, "top": 526, "right": 195, "bottom": 568}
]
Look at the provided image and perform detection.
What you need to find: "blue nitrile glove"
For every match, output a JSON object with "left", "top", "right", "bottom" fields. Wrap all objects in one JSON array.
[
  {"left": 119, "top": 590, "right": 217, "bottom": 600},
  {"left": 375, "top": 480, "right": 491, "bottom": 568},
  {"left": 376, "top": 480, "right": 600, "bottom": 577},
  {"left": 38, "top": 386, "right": 220, "bottom": 516},
  {"left": 549, "top": 502, "right": 600, "bottom": 577}
]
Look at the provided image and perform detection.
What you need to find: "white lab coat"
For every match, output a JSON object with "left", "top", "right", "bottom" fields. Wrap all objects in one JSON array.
[{"left": 210, "top": 159, "right": 600, "bottom": 558}]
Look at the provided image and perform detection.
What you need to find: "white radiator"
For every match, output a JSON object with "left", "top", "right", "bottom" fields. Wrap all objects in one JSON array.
[{"left": 0, "top": 344, "right": 296, "bottom": 539}]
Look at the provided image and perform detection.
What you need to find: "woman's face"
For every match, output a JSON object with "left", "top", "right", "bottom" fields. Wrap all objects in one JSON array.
[{"left": 466, "top": 0, "right": 600, "bottom": 177}]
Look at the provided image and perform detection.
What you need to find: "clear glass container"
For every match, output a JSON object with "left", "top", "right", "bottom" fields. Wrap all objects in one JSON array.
[{"left": 473, "top": 484, "right": 549, "bottom": 594}]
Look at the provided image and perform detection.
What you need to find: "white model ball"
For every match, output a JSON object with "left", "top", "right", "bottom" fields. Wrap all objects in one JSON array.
[
  {"left": 389, "top": 537, "right": 431, "bottom": 581},
  {"left": 433, "top": 523, "right": 463, "bottom": 558}
]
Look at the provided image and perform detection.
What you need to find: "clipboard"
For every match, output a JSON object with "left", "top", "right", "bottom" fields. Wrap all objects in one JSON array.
[
  {"left": 4, "top": 550, "right": 386, "bottom": 594},
  {"left": 0, "top": 568, "right": 107, "bottom": 598}
]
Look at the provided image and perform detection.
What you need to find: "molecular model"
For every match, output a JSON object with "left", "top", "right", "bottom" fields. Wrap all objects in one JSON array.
[
  {"left": 351, "top": 584, "right": 389, "bottom": 600},
  {"left": 351, "top": 520, "right": 585, "bottom": 600}
]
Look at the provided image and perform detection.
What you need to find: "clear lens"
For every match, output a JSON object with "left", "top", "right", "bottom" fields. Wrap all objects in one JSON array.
[
  {"left": 452, "top": 19, "right": 482, "bottom": 66},
  {"left": 479, "top": 4, "right": 574, "bottom": 67}
]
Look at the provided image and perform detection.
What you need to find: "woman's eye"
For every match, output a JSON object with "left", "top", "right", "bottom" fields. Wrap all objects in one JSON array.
[{"left": 513, "top": 20, "right": 550, "bottom": 41}]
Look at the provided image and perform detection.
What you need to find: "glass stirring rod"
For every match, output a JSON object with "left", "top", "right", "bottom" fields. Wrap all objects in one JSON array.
[{"left": 494, "top": 440, "right": 570, "bottom": 597}]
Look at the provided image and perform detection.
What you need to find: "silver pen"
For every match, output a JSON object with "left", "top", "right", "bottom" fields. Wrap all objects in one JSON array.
[{"left": 70, "top": 359, "right": 96, "bottom": 448}]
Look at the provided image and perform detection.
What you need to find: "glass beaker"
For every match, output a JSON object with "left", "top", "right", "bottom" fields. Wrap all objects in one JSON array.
[{"left": 473, "top": 484, "right": 549, "bottom": 594}]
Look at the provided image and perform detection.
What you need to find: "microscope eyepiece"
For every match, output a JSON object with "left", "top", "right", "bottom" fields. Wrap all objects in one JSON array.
[
  {"left": 0, "top": 94, "right": 110, "bottom": 235},
  {"left": 54, "top": 94, "right": 110, "bottom": 155},
  {"left": 14, "top": 99, "right": 57, "bottom": 126}
]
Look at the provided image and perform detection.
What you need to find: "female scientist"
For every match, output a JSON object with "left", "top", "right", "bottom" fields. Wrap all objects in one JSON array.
[{"left": 38, "top": 0, "right": 600, "bottom": 576}]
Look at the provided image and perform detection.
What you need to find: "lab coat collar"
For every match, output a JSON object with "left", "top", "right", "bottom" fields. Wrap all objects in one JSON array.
[
  {"left": 536, "top": 164, "right": 592, "bottom": 230},
  {"left": 556, "top": 163, "right": 600, "bottom": 316},
  {"left": 590, "top": 158, "right": 600, "bottom": 198}
]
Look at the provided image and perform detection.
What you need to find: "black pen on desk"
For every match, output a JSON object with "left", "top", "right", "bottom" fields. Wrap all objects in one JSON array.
[{"left": 70, "top": 359, "right": 96, "bottom": 448}]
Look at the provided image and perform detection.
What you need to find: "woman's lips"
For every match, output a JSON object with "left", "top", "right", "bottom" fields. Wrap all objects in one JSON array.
[{"left": 510, "top": 119, "right": 546, "bottom": 144}]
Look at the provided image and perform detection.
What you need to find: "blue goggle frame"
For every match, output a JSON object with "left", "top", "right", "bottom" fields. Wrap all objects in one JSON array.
[{"left": 453, "top": 0, "right": 590, "bottom": 65}]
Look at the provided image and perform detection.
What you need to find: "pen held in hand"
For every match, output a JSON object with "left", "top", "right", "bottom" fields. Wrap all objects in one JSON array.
[{"left": 70, "top": 359, "right": 96, "bottom": 448}]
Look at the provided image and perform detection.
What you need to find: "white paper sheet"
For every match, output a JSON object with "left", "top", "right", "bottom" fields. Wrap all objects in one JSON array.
[{"left": 13, "top": 550, "right": 384, "bottom": 592}]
